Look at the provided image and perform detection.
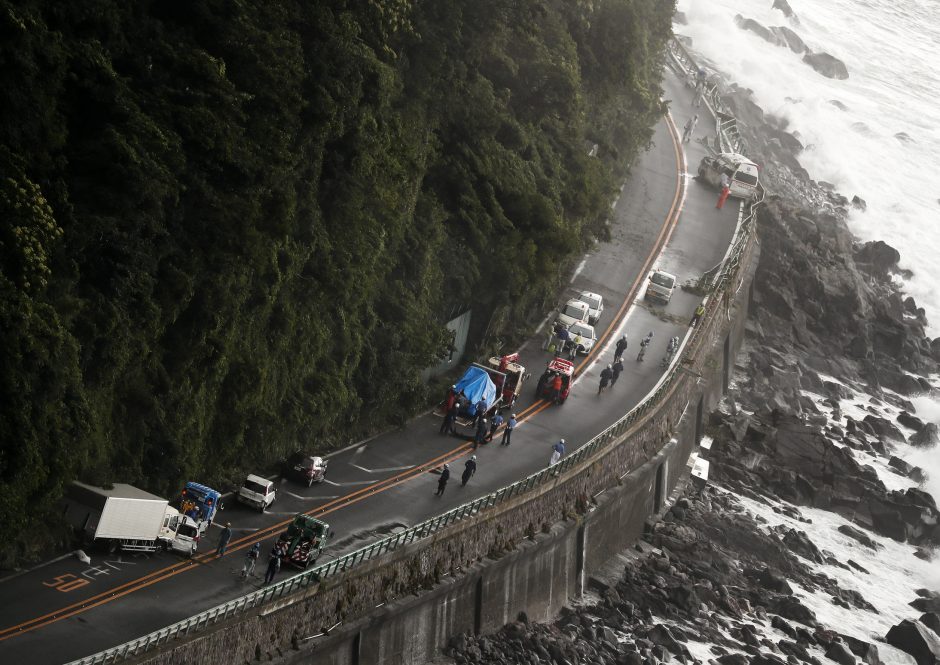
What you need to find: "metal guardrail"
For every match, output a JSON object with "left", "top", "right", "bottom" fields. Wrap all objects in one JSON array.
[
  {"left": 66, "top": 38, "right": 763, "bottom": 665},
  {"left": 668, "top": 39, "right": 747, "bottom": 155}
]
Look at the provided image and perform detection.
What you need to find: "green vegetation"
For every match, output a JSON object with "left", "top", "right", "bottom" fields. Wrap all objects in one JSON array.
[{"left": 0, "top": 0, "right": 673, "bottom": 565}]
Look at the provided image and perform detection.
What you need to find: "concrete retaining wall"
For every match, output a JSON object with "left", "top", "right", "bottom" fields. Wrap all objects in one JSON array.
[{"left": 130, "top": 229, "right": 758, "bottom": 665}]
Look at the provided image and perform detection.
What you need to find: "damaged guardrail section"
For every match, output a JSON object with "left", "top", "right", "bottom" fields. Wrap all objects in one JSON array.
[{"left": 67, "top": 38, "right": 762, "bottom": 665}]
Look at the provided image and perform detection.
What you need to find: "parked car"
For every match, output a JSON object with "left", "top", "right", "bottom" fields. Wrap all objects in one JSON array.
[
  {"left": 644, "top": 269, "right": 677, "bottom": 305},
  {"left": 285, "top": 453, "right": 328, "bottom": 487},
  {"left": 567, "top": 321, "right": 597, "bottom": 355},
  {"left": 556, "top": 299, "right": 591, "bottom": 328},
  {"left": 577, "top": 291, "right": 604, "bottom": 325},
  {"left": 237, "top": 474, "right": 276, "bottom": 512}
]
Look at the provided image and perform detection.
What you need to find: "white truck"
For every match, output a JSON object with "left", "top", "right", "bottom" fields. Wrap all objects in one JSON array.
[{"left": 63, "top": 482, "right": 203, "bottom": 557}]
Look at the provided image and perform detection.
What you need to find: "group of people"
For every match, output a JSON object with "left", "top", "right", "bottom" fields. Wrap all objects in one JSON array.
[
  {"left": 545, "top": 321, "right": 584, "bottom": 359},
  {"left": 434, "top": 454, "right": 479, "bottom": 496}
]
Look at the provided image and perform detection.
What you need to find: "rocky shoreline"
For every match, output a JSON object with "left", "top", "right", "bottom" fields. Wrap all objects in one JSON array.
[{"left": 441, "top": 21, "right": 940, "bottom": 665}]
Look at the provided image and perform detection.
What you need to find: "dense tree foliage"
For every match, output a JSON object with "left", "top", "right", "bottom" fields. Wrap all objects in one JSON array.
[{"left": 0, "top": 0, "right": 673, "bottom": 564}]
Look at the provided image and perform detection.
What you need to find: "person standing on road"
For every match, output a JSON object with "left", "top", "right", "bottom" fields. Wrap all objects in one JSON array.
[
  {"left": 717, "top": 172, "right": 731, "bottom": 209},
  {"left": 241, "top": 542, "right": 261, "bottom": 578},
  {"left": 435, "top": 464, "right": 450, "bottom": 496},
  {"left": 216, "top": 523, "right": 232, "bottom": 557},
  {"left": 461, "top": 456, "right": 477, "bottom": 486},
  {"left": 598, "top": 364, "right": 613, "bottom": 394},
  {"left": 637, "top": 331, "right": 654, "bottom": 362},
  {"left": 263, "top": 547, "right": 281, "bottom": 585},
  {"left": 689, "top": 302, "right": 706, "bottom": 327},
  {"left": 614, "top": 334, "right": 628, "bottom": 362},
  {"left": 555, "top": 326, "right": 570, "bottom": 357},
  {"left": 611, "top": 359, "right": 624, "bottom": 387},
  {"left": 550, "top": 373, "right": 564, "bottom": 404},
  {"left": 682, "top": 115, "right": 698, "bottom": 143},
  {"left": 550, "top": 439, "right": 565, "bottom": 466},
  {"left": 474, "top": 417, "right": 488, "bottom": 449},
  {"left": 440, "top": 401, "right": 458, "bottom": 436},
  {"left": 501, "top": 414, "right": 517, "bottom": 446},
  {"left": 473, "top": 399, "right": 487, "bottom": 427},
  {"left": 487, "top": 412, "right": 504, "bottom": 442}
]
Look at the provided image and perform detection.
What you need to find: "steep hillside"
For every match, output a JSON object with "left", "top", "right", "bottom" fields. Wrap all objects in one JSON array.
[{"left": 0, "top": 0, "right": 674, "bottom": 565}]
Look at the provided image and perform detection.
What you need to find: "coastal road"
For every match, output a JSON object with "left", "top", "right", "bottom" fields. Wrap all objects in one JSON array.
[{"left": 0, "top": 67, "right": 741, "bottom": 665}]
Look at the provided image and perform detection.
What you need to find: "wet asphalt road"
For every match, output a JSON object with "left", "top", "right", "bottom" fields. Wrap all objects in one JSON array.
[{"left": 0, "top": 67, "right": 742, "bottom": 664}]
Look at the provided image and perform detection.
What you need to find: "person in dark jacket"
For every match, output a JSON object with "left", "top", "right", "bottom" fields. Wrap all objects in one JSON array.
[
  {"left": 501, "top": 414, "right": 517, "bottom": 446},
  {"left": 440, "top": 402, "right": 458, "bottom": 436},
  {"left": 215, "top": 523, "right": 232, "bottom": 557},
  {"left": 598, "top": 365, "right": 613, "bottom": 394},
  {"left": 474, "top": 418, "right": 487, "bottom": 449},
  {"left": 487, "top": 413, "right": 504, "bottom": 442},
  {"left": 614, "top": 334, "right": 628, "bottom": 362},
  {"left": 611, "top": 359, "right": 624, "bottom": 386},
  {"left": 435, "top": 464, "right": 450, "bottom": 496},
  {"left": 461, "top": 456, "right": 477, "bottom": 486},
  {"left": 263, "top": 549, "right": 281, "bottom": 585}
]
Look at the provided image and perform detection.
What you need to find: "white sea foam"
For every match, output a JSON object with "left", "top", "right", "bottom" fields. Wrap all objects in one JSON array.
[{"left": 675, "top": 0, "right": 940, "bottom": 335}]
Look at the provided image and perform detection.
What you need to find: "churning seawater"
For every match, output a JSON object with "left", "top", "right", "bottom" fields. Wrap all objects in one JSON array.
[
  {"left": 676, "top": 0, "right": 940, "bottom": 334},
  {"left": 675, "top": 0, "right": 940, "bottom": 593}
]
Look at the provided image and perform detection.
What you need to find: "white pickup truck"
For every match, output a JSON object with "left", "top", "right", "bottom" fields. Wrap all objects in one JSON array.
[{"left": 64, "top": 482, "right": 203, "bottom": 556}]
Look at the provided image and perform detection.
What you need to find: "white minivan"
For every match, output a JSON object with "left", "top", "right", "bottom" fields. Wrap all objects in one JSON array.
[
  {"left": 577, "top": 291, "right": 604, "bottom": 325},
  {"left": 237, "top": 474, "right": 276, "bottom": 512},
  {"left": 697, "top": 153, "right": 759, "bottom": 199},
  {"left": 556, "top": 299, "right": 591, "bottom": 328}
]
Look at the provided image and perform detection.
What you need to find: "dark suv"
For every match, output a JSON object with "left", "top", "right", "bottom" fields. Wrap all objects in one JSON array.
[{"left": 284, "top": 452, "right": 328, "bottom": 487}]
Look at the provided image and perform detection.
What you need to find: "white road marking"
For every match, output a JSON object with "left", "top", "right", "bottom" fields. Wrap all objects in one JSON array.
[
  {"left": 349, "top": 463, "right": 415, "bottom": 474},
  {"left": 322, "top": 479, "right": 381, "bottom": 487},
  {"left": 281, "top": 491, "right": 341, "bottom": 501}
]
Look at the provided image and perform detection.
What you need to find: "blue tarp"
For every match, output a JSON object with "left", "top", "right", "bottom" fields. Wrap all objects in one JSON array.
[{"left": 454, "top": 365, "right": 497, "bottom": 410}]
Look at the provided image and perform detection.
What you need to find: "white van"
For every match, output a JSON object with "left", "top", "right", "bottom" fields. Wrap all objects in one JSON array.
[
  {"left": 697, "top": 153, "right": 759, "bottom": 199},
  {"left": 237, "top": 474, "right": 277, "bottom": 512},
  {"left": 556, "top": 299, "right": 591, "bottom": 328}
]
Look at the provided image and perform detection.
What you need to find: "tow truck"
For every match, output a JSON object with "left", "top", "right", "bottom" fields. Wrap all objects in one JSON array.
[
  {"left": 436, "top": 355, "right": 527, "bottom": 429},
  {"left": 486, "top": 353, "right": 528, "bottom": 410},
  {"left": 534, "top": 358, "right": 574, "bottom": 404},
  {"left": 276, "top": 514, "right": 332, "bottom": 569}
]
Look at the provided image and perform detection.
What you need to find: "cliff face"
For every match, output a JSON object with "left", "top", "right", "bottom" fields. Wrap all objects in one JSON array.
[{"left": 0, "top": 0, "right": 676, "bottom": 566}]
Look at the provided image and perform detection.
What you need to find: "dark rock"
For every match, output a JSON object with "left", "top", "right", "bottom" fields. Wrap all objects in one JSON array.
[
  {"left": 838, "top": 524, "right": 881, "bottom": 550},
  {"left": 847, "top": 560, "right": 870, "bottom": 574},
  {"left": 912, "top": 598, "right": 940, "bottom": 614},
  {"left": 922, "top": 615, "right": 940, "bottom": 636},
  {"left": 674, "top": 11, "right": 687, "bottom": 25},
  {"left": 779, "top": 640, "right": 814, "bottom": 662},
  {"left": 773, "top": 616, "right": 798, "bottom": 638},
  {"left": 803, "top": 52, "right": 849, "bottom": 79},
  {"left": 910, "top": 423, "right": 938, "bottom": 448},
  {"left": 772, "top": 0, "right": 797, "bottom": 20},
  {"left": 885, "top": 620, "right": 940, "bottom": 665},
  {"left": 855, "top": 241, "right": 902, "bottom": 276},
  {"left": 734, "top": 15, "right": 786, "bottom": 47},
  {"left": 852, "top": 196, "right": 867, "bottom": 212},
  {"left": 772, "top": 596, "right": 818, "bottom": 626},
  {"left": 863, "top": 415, "right": 906, "bottom": 442},
  {"left": 840, "top": 634, "right": 886, "bottom": 665},
  {"left": 897, "top": 412, "right": 926, "bottom": 431},
  {"left": 827, "top": 641, "right": 859, "bottom": 665}
]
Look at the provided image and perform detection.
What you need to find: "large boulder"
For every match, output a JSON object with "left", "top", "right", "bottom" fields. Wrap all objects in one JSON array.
[
  {"left": 772, "top": 0, "right": 798, "bottom": 21},
  {"left": 856, "top": 241, "right": 902, "bottom": 276},
  {"left": 803, "top": 52, "right": 849, "bottom": 79},
  {"left": 885, "top": 620, "right": 940, "bottom": 665},
  {"left": 771, "top": 26, "right": 808, "bottom": 53},
  {"left": 864, "top": 415, "right": 907, "bottom": 442},
  {"left": 911, "top": 423, "right": 938, "bottom": 448},
  {"left": 735, "top": 15, "right": 786, "bottom": 47}
]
